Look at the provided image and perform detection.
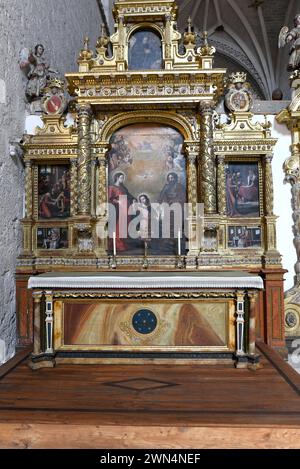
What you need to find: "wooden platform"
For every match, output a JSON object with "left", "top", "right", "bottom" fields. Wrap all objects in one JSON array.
[{"left": 0, "top": 341, "right": 300, "bottom": 449}]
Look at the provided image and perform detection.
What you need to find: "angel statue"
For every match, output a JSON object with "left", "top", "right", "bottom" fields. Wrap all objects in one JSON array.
[
  {"left": 19, "top": 44, "right": 58, "bottom": 101},
  {"left": 278, "top": 14, "right": 300, "bottom": 72}
]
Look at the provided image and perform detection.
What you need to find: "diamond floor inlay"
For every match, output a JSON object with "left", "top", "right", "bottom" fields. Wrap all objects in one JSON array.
[{"left": 102, "top": 377, "right": 178, "bottom": 391}]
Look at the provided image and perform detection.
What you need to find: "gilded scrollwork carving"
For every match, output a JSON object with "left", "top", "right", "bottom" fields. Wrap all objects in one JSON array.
[
  {"left": 264, "top": 154, "right": 274, "bottom": 216},
  {"left": 217, "top": 155, "right": 226, "bottom": 216},
  {"left": 52, "top": 291, "right": 236, "bottom": 300},
  {"left": 77, "top": 104, "right": 92, "bottom": 215},
  {"left": 96, "top": 146, "right": 108, "bottom": 217},
  {"left": 25, "top": 161, "right": 33, "bottom": 219},
  {"left": 187, "top": 154, "right": 197, "bottom": 215},
  {"left": 70, "top": 158, "right": 78, "bottom": 216}
]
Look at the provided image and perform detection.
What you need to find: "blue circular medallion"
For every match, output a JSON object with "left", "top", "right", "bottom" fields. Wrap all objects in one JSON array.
[{"left": 132, "top": 309, "right": 157, "bottom": 335}]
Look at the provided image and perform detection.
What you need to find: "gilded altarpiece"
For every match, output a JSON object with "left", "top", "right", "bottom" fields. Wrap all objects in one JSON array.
[{"left": 16, "top": 0, "right": 287, "bottom": 367}]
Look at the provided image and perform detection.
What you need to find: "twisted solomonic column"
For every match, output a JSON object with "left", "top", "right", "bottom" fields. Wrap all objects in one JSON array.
[
  {"left": 199, "top": 101, "right": 217, "bottom": 214},
  {"left": 77, "top": 104, "right": 93, "bottom": 216}
]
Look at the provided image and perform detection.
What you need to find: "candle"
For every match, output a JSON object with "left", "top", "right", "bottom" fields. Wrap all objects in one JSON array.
[
  {"left": 113, "top": 231, "right": 116, "bottom": 256},
  {"left": 178, "top": 230, "right": 181, "bottom": 256}
]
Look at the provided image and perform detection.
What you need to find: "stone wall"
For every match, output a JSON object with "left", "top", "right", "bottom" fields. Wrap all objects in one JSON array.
[{"left": 0, "top": 0, "right": 104, "bottom": 363}]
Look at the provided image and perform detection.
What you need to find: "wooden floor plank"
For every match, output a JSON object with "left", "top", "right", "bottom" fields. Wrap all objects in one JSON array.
[{"left": 0, "top": 345, "right": 300, "bottom": 448}]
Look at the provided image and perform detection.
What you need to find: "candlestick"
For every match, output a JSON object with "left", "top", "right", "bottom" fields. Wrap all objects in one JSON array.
[
  {"left": 178, "top": 230, "right": 181, "bottom": 256},
  {"left": 113, "top": 231, "right": 116, "bottom": 256}
]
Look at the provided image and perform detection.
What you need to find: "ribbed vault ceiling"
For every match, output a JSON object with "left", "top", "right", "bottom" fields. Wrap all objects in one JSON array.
[
  {"left": 176, "top": 0, "right": 300, "bottom": 99},
  {"left": 102, "top": 0, "right": 300, "bottom": 99}
]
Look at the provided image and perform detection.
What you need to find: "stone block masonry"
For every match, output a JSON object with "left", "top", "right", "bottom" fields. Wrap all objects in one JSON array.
[{"left": 0, "top": 0, "right": 105, "bottom": 363}]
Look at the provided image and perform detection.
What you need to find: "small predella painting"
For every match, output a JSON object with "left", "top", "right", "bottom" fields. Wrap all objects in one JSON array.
[
  {"left": 228, "top": 226, "right": 261, "bottom": 249},
  {"left": 37, "top": 227, "right": 68, "bottom": 249},
  {"left": 128, "top": 29, "right": 163, "bottom": 70},
  {"left": 106, "top": 123, "right": 186, "bottom": 256},
  {"left": 226, "top": 162, "right": 260, "bottom": 217}
]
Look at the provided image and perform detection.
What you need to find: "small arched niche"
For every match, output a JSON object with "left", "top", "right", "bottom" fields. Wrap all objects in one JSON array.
[{"left": 128, "top": 29, "right": 163, "bottom": 70}]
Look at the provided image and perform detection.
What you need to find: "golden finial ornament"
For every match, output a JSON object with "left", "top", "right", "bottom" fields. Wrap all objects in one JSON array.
[
  {"left": 183, "top": 16, "right": 196, "bottom": 47},
  {"left": 78, "top": 35, "right": 93, "bottom": 63},
  {"left": 198, "top": 31, "right": 216, "bottom": 56},
  {"left": 96, "top": 24, "right": 110, "bottom": 53}
]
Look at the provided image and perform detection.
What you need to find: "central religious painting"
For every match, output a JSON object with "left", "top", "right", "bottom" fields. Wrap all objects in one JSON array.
[{"left": 107, "top": 123, "right": 186, "bottom": 256}]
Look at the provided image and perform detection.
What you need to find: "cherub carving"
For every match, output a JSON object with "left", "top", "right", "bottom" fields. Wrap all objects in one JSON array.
[{"left": 278, "top": 14, "right": 300, "bottom": 72}]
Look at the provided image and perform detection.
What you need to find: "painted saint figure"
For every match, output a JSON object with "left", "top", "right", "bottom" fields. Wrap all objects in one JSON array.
[
  {"left": 108, "top": 172, "right": 135, "bottom": 252},
  {"left": 238, "top": 168, "right": 258, "bottom": 203},
  {"left": 158, "top": 172, "right": 186, "bottom": 206},
  {"left": 129, "top": 30, "right": 162, "bottom": 70}
]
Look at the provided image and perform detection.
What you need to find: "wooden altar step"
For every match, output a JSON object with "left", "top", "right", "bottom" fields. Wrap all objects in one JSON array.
[{"left": 0, "top": 341, "right": 300, "bottom": 449}]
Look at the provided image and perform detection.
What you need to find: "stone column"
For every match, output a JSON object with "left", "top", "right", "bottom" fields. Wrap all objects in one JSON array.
[
  {"left": 45, "top": 292, "right": 54, "bottom": 354},
  {"left": 264, "top": 154, "right": 274, "bottom": 216},
  {"left": 216, "top": 155, "right": 226, "bottom": 215},
  {"left": 236, "top": 293, "right": 245, "bottom": 356},
  {"left": 25, "top": 161, "right": 33, "bottom": 218},
  {"left": 77, "top": 104, "right": 92, "bottom": 216},
  {"left": 33, "top": 293, "right": 42, "bottom": 355},
  {"left": 70, "top": 158, "right": 78, "bottom": 217},
  {"left": 248, "top": 293, "right": 257, "bottom": 356},
  {"left": 199, "top": 101, "right": 216, "bottom": 213}
]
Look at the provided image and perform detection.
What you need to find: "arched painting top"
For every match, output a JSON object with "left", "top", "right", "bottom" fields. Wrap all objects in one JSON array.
[{"left": 128, "top": 29, "right": 163, "bottom": 70}]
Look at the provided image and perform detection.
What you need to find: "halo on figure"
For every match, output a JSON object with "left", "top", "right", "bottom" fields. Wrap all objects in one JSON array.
[
  {"left": 138, "top": 193, "right": 151, "bottom": 205},
  {"left": 166, "top": 171, "right": 179, "bottom": 182},
  {"left": 112, "top": 171, "right": 126, "bottom": 183}
]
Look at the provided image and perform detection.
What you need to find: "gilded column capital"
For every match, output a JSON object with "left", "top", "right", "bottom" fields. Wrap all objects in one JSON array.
[
  {"left": 97, "top": 155, "right": 107, "bottom": 166},
  {"left": 264, "top": 153, "right": 273, "bottom": 164},
  {"left": 77, "top": 103, "right": 93, "bottom": 117},
  {"left": 187, "top": 153, "right": 197, "bottom": 164},
  {"left": 217, "top": 154, "right": 225, "bottom": 164},
  {"left": 199, "top": 100, "right": 215, "bottom": 114}
]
